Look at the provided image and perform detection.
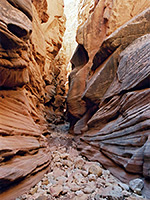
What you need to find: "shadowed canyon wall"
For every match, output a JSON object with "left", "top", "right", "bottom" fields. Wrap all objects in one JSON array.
[
  {"left": 67, "top": 0, "right": 150, "bottom": 198},
  {"left": 1, "top": 0, "right": 150, "bottom": 199},
  {"left": 0, "top": 0, "right": 66, "bottom": 199}
]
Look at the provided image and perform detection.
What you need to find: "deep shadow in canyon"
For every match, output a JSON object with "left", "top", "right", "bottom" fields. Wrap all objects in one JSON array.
[{"left": 0, "top": 0, "right": 150, "bottom": 199}]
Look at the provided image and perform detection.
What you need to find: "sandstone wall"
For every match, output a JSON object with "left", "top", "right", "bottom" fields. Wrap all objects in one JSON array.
[
  {"left": 67, "top": 0, "right": 150, "bottom": 198},
  {"left": 52, "top": 0, "right": 95, "bottom": 94},
  {"left": 0, "top": 0, "right": 66, "bottom": 199}
]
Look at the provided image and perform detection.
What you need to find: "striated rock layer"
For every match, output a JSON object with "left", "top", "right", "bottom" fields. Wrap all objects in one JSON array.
[
  {"left": 67, "top": 0, "right": 150, "bottom": 198},
  {"left": 0, "top": 0, "right": 66, "bottom": 199}
]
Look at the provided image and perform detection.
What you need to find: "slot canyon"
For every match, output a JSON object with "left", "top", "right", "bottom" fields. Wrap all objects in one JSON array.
[{"left": 0, "top": 0, "right": 150, "bottom": 199}]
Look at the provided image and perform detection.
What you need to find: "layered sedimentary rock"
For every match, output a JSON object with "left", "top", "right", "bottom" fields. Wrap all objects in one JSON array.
[
  {"left": 0, "top": 0, "right": 66, "bottom": 199},
  {"left": 54, "top": 0, "right": 95, "bottom": 95},
  {"left": 78, "top": 0, "right": 95, "bottom": 28},
  {"left": 67, "top": 0, "right": 150, "bottom": 198}
]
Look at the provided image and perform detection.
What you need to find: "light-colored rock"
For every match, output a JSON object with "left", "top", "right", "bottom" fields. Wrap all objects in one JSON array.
[
  {"left": 74, "top": 157, "right": 85, "bottom": 169},
  {"left": 56, "top": 176, "right": 67, "bottom": 185},
  {"left": 118, "top": 182, "right": 129, "bottom": 191},
  {"left": 78, "top": 0, "right": 95, "bottom": 28},
  {"left": 106, "top": 0, "right": 150, "bottom": 36},
  {"left": 122, "top": 190, "right": 131, "bottom": 197},
  {"left": 83, "top": 181, "right": 96, "bottom": 194},
  {"left": 61, "top": 185, "right": 70, "bottom": 195},
  {"left": 73, "top": 171, "right": 86, "bottom": 185},
  {"left": 99, "top": 185, "right": 123, "bottom": 199},
  {"left": 29, "top": 186, "right": 38, "bottom": 195},
  {"left": 75, "top": 190, "right": 84, "bottom": 197},
  {"left": 18, "top": 144, "right": 136, "bottom": 200},
  {"left": 129, "top": 178, "right": 144, "bottom": 192},
  {"left": 88, "top": 174, "right": 97, "bottom": 182},
  {"left": 81, "top": 170, "right": 88, "bottom": 177},
  {"left": 73, "top": 193, "right": 89, "bottom": 200},
  {"left": 49, "top": 184, "right": 63, "bottom": 197},
  {"left": 69, "top": 182, "right": 81, "bottom": 192},
  {"left": 53, "top": 167, "right": 65, "bottom": 178},
  {"left": 88, "top": 164, "right": 103, "bottom": 177}
]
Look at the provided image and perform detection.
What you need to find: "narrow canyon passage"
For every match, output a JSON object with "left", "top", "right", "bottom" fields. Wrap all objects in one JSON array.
[{"left": 0, "top": 0, "right": 150, "bottom": 200}]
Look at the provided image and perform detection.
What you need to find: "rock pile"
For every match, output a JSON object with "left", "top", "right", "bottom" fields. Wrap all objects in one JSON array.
[{"left": 16, "top": 128, "right": 146, "bottom": 200}]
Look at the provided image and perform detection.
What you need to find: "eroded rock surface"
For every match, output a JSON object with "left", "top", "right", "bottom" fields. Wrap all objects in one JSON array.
[
  {"left": 16, "top": 126, "right": 146, "bottom": 200},
  {"left": 67, "top": 1, "right": 150, "bottom": 199},
  {"left": 0, "top": 0, "right": 66, "bottom": 199}
]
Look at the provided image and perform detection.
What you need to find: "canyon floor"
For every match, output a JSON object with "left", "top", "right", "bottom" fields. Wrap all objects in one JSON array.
[{"left": 15, "top": 124, "right": 147, "bottom": 200}]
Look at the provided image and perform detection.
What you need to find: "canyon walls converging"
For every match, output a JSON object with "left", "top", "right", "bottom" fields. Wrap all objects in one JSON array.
[
  {"left": 0, "top": 0, "right": 150, "bottom": 199},
  {"left": 67, "top": 0, "right": 150, "bottom": 198}
]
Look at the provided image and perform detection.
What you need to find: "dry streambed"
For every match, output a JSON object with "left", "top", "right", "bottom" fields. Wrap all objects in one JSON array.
[{"left": 16, "top": 126, "right": 146, "bottom": 200}]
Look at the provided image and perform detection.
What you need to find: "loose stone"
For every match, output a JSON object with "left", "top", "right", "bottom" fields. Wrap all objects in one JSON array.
[{"left": 129, "top": 178, "right": 144, "bottom": 192}]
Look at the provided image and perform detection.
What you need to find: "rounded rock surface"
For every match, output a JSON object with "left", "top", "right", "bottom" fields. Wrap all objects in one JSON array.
[
  {"left": 88, "top": 164, "right": 102, "bottom": 176},
  {"left": 129, "top": 178, "right": 144, "bottom": 192}
]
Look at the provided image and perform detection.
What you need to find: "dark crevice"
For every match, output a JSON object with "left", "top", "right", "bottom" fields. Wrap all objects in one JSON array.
[
  {"left": 103, "top": 74, "right": 150, "bottom": 105},
  {"left": 91, "top": 42, "right": 120, "bottom": 71},
  {"left": 71, "top": 44, "right": 89, "bottom": 69},
  {"left": 7, "top": 24, "right": 28, "bottom": 38},
  {"left": 106, "top": 111, "right": 120, "bottom": 123}
]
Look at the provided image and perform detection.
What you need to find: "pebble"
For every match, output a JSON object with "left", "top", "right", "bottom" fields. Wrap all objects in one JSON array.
[
  {"left": 74, "top": 157, "right": 85, "bottom": 169},
  {"left": 16, "top": 132, "right": 146, "bottom": 200},
  {"left": 75, "top": 190, "right": 84, "bottom": 197},
  {"left": 129, "top": 178, "right": 144, "bottom": 193},
  {"left": 88, "top": 174, "right": 97, "bottom": 181},
  {"left": 118, "top": 182, "right": 130, "bottom": 191},
  {"left": 49, "top": 184, "right": 63, "bottom": 197},
  {"left": 35, "top": 195, "right": 47, "bottom": 200},
  {"left": 83, "top": 181, "right": 96, "bottom": 194},
  {"left": 88, "top": 164, "right": 103, "bottom": 176},
  {"left": 29, "top": 186, "right": 38, "bottom": 195},
  {"left": 41, "top": 178, "right": 49, "bottom": 186},
  {"left": 98, "top": 185, "right": 124, "bottom": 199}
]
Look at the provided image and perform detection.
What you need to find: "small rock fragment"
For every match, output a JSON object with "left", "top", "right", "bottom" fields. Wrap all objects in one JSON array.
[
  {"left": 88, "top": 174, "right": 97, "bottom": 181},
  {"left": 60, "top": 153, "right": 69, "bottom": 159},
  {"left": 83, "top": 181, "right": 96, "bottom": 194},
  {"left": 118, "top": 182, "right": 129, "bottom": 191},
  {"left": 98, "top": 185, "right": 123, "bottom": 199},
  {"left": 29, "top": 186, "right": 38, "bottom": 195},
  {"left": 42, "top": 178, "right": 49, "bottom": 185},
  {"left": 129, "top": 178, "right": 144, "bottom": 193},
  {"left": 74, "top": 157, "right": 85, "bottom": 169},
  {"left": 62, "top": 186, "right": 70, "bottom": 194},
  {"left": 35, "top": 195, "right": 47, "bottom": 200},
  {"left": 49, "top": 184, "right": 63, "bottom": 197},
  {"left": 88, "top": 164, "right": 102, "bottom": 176},
  {"left": 70, "top": 182, "right": 81, "bottom": 192},
  {"left": 81, "top": 170, "right": 88, "bottom": 177},
  {"left": 75, "top": 190, "right": 84, "bottom": 197}
]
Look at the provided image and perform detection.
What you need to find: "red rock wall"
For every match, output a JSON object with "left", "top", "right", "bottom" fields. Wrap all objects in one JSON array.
[
  {"left": 0, "top": 0, "right": 66, "bottom": 199},
  {"left": 67, "top": 0, "right": 150, "bottom": 198}
]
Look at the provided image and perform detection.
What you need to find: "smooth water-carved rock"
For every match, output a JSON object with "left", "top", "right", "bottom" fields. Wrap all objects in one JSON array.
[
  {"left": 67, "top": 2, "right": 150, "bottom": 133},
  {"left": 67, "top": 5, "right": 150, "bottom": 198},
  {"left": 78, "top": 34, "right": 150, "bottom": 198},
  {"left": 67, "top": 0, "right": 107, "bottom": 129},
  {"left": 0, "top": 0, "right": 66, "bottom": 199},
  {"left": 0, "top": 0, "right": 32, "bottom": 88}
]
